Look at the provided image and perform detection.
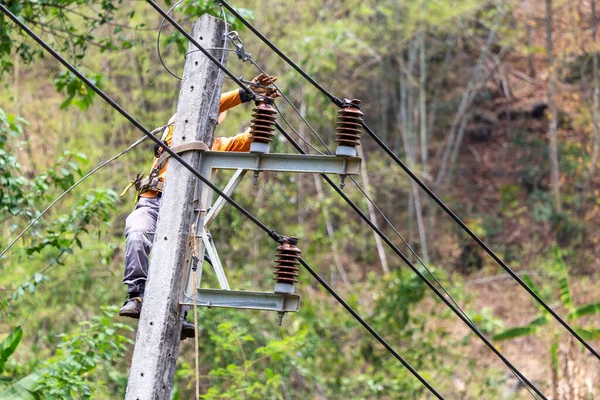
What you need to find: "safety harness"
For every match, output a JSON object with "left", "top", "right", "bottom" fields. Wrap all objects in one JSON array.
[{"left": 121, "top": 141, "right": 210, "bottom": 199}]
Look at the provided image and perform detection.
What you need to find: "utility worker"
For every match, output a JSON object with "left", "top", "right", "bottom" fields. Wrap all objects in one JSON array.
[{"left": 119, "top": 74, "right": 278, "bottom": 339}]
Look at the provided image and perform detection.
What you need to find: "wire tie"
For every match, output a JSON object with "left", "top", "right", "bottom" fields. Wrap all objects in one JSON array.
[
  {"left": 332, "top": 96, "right": 345, "bottom": 107},
  {"left": 269, "top": 231, "right": 284, "bottom": 243}
]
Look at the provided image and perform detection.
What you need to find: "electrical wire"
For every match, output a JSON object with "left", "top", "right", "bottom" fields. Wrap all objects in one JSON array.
[
  {"left": 0, "top": 126, "right": 168, "bottom": 261},
  {"left": 245, "top": 54, "right": 537, "bottom": 397},
  {"left": 249, "top": 59, "right": 332, "bottom": 152},
  {"left": 0, "top": 6, "right": 444, "bottom": 397},
  {"left": 217, "top": 0, "right": 345, "bottom": 106},
  {"left": 274, "top": 121, "right": 546, "bottom": 400},
  {"left": 145, "top": 6, "right": 545, "bottom": 395},
  {"left": 348, "top": 179, "right": 540, "bottom": 399},
  {"left": 361, "top": 121, "right": 600, "bottom": 361},
  {"left": 148, "top": 0, "right": 253, "bottom": 96},
  {"left": 215, "top": 0, "right": 600, "bottom": 361},
  {"left": 157, "top": 0, "right": 184, "bottom": 80}
]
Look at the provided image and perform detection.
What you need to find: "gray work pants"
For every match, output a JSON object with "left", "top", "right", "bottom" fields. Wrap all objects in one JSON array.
[{"left": 122, "top": 196, "right": 161, "bottom": 294}]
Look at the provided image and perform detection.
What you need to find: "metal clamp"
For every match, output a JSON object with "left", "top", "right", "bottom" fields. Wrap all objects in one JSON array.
[{"left": 227, "top": 31, "right": 251, "bottom": 62}]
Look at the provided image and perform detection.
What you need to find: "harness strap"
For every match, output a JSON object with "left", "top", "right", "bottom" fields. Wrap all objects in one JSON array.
[
  {"left": 136, "top": 141, "right": 210, "bottom": 195},
  {"left": 154, "top": 141, "right": 210, "bottom": 171}
]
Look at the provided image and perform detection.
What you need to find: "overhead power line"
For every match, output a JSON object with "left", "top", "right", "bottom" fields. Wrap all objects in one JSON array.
[
  {"left": 274, "top": 122, "right": 545, "bottom": 400},
  {"left": 141, "top": 4, "right": 544, "bottom": 396},
  {"left": 156, "top": 10, "right": 538, "bottom": 389},
  {"left": 216, "top": 0, "right": 600, "bottom": 362},
  {"left": 245, "top": 48, "right": 539, "bottom": 396},
  {"left": 0, "top": 130, "right": 166, "bottom": 260},
  {"left": 248, "top": 51, "right": 538, "bottom": 395},
  {"left": 0, "top": 5, "right": 444, "bottom": 397}
]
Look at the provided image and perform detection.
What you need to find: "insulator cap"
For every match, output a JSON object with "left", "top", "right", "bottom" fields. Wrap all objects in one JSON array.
[
  {"left": 274, "top": 237, "right": 301, "bottom": 284},
  {"left": 336, "top": 98, "right": 363, "bottom": 147},
  {"left": 250, "top": 101, "right": 277, "bottom": 144}
]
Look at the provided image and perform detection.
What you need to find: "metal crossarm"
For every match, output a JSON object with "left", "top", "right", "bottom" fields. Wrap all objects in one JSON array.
[
  {"left": 202, "top": 151, "right": 361, "bottom": 175},
  {"left": 181, "top": 149, "right": 361, "bottom": 317},
  {"left": 181, "top": 288, "right": 300, "bottom": 313}
]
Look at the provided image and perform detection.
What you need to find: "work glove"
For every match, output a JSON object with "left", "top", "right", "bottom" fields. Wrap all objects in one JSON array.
[{"left": 250, "top": 73, "right": 280, "bottom": 98}]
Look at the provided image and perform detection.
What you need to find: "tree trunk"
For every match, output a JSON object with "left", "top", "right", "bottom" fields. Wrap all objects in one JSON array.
[
  {"left": 435, "top": 18, "right": 500, "bottom": 189},
  {"left": 447, "top": 114, "right": 469, "bottom": 186},
  {"left": 419, "top": 32, "right": 428, "bottom": 167},
  {"left": 525, "top": 0, "right": 536, "bottom": 78},
  {"left": 357, "top": 146, "right": 390, "bottom": 273},
  {"left": 313, "top": 174, "right": 351, "bottom": 286},
  {"left": 588, "top": 0, "right": 600, "bottom": 183},
  {"left": 546, "top": 0, "right": 562, "bottom": 212},
  {"left": 427, "top": 39, "right": 455, "bottom": 143}
]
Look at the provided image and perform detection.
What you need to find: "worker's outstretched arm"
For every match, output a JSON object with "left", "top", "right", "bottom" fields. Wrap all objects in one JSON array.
[
  {"left": 218, "top": 73, "right": 278, "bottom": 113},
  {"left": 212, "top": 128, "right": 251, "bottom": 152}
]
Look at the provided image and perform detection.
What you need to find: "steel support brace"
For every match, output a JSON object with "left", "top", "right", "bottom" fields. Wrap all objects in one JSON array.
[
  {"left": 201, "top": 230, "right": 229, "bottom": 289},
  {"left": 203, "top": 151, "right": 361, "bottom": 175},
  {"left": 181, "top": 150, "right": 361, "bottom": 314},
  {"left": 181, "top": 288, "right": 300, "bottom": 313}
]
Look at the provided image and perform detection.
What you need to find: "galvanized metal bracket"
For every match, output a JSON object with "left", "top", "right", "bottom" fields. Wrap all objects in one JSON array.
[
  {"left": 181, "top": 288, "right": 300, "bottom": 313},
  {"left": 201, "top": 229, "right": 229, "bottom": 290},
  {"left": 204, "top": 168, "right": 246, "bottom": 229},
  {"left": 180, "top": 150, "right": 361, "bottom": 316},
  {"left": 201, "top": 151, "right": 361, "bottom": 176}
]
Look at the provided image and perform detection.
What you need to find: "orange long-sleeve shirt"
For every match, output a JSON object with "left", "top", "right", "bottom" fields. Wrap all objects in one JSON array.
[{"left": 140, "top": 89, "right": 251, "bottom": 198}]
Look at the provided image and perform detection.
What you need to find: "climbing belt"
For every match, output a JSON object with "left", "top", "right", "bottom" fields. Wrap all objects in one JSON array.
[{"left": 190, "top": 223, "right": 201, "bottom": 400}]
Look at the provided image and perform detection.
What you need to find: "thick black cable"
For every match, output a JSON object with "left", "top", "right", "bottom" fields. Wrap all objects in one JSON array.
[
  {"left": 216, "top": 0, "right": 345, "bottom": 107},
  {"left": 0, "top": 7, "right": 444, "bottom": 397},
  {"left": 296, "top": 258, "right": 444, "bottom": 399},
  {"left": 0, "top": 3, "right": 278, "bottom": 243},
  {"left": 146, "top": 7, "right": 543, "bottom": 391},
  {"left": 361, "top": 121, "right": 600, "bottom": 361},
  {"left": 275, "top": 122, "right": 547, "bottom": 400},
  {"left": 348, "top": 180, "right": 540, "bottom": 399},
  {"left": 216, "top": 0, "right": 599, "bottom": 361},
  {"left": 249, "top": 49, "right": 535, "bottom": 395}
]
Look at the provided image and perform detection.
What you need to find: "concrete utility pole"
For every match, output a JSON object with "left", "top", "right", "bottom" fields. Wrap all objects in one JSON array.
[{"left": 125, "top": 15, "right": 228, "bottom": 399}]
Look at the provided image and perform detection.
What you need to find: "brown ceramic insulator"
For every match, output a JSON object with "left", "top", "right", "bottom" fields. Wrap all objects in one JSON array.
[
  {"left": 336, "top": 98, "right": 364, "bottom": 147},
  {"left": 250, "top": 101, "right": 277, "bottom": 144},
  {"left": 274, "top": 237, "right": 301, "bottom": 284}
]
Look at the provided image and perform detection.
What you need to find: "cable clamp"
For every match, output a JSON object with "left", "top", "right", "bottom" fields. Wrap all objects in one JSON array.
[
  {"left": 332, "top": 96, "right": 345, "bottom": 107},
  {"left": 227, "top": 31, "right": 251, "bottom": 62},
  {"left": 269, "top": 230, "right": 284, "bottom": 243},
  {"left": 253, "top": 94, "right": 274, "bottom": 105}
]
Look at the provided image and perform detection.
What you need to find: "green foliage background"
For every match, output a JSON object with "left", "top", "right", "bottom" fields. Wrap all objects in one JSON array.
[{"left": 0, "top": 0, "right": 599, "bottom": 398}]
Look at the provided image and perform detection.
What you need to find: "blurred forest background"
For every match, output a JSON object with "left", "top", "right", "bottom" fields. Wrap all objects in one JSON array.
[{"left": 1, "top": 0, "right": 600, "bottom": 398}]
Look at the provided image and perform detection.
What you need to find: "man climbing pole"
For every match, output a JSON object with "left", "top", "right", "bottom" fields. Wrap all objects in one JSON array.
[{"left": 118, "top": 73, "right": 278, "bottom": 339}]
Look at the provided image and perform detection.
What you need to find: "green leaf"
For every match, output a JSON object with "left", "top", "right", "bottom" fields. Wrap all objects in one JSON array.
[
  {"left": 522, "top": 274, "right": 548, "bottom": 314},
  {"left": 553, "top": 246, "right": 572, "bottom": 309},
  {"left": 529, "top": 315, "right": 550, "bottom": 326},
  {"left": 493, "top": 326, "right": 538, "bottom": 341},
  {"left": 0, "top": 386, "right": 39, "bottom": 400},
  {"left": 567, "top": 303, "right": 600, "bottom": 320},
  {"left": 573, "top": 327, "right": 600, "bottom": 340},
  {"left": 0, "top": 369, "right": 44, "bottom": 400},
  {"left": 550, "top": 339, "right": 559, "bottom": 373},
  {"left": 0, "top": 326, "right": 22, "bottom": 373}
]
